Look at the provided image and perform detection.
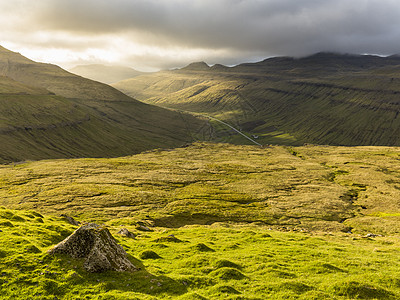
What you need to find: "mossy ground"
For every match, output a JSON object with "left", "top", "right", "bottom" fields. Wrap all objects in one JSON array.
[
  {"left": 1, "top": 142, "right": 399, "bottom": 234},
  {"left": 2, "top": 208, "right": 400, "bottom": 299},
  {"left": 1, "top": 142, "right": 400, "bottom": 299}
]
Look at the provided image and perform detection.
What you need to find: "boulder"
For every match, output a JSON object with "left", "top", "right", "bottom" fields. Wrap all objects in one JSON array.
[
  {"left": 48, "top": 223, "right": 137, "bottom": 272},
  {"left": 117, "top": 228, "right": 136, "bottom": 239},
  {"left": 60, "top": 214, "right": 80, "bottom": 226}
]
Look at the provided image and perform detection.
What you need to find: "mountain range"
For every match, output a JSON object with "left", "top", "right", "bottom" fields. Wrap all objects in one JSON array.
[
  {"left": 0, "top": 45, "right": 209, "bottom": 163},
  {"left": 113, "top": 52, "right": 400, "bottom": 146},
  {"left": 69, "top": 64, "right": 146, "bottom": 84},
  {"left": 2, "top": 46, "right": 400, "bottom": 163}
]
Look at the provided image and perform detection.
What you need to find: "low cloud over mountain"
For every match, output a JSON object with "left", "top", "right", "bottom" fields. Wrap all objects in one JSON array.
[{"left": 2, "top": 0, "right": 400, "bottom": 70}]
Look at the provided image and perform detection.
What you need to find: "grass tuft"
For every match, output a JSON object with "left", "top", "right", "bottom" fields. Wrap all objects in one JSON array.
[
  {"left": 192, "top": 243, "right": 215, "bottom": 252},
  {"left": 139, "top": 250, "right": 161, "bottom": 259},
  {"left": 209, "top": 267, "right": 246, "bottom": 280}
]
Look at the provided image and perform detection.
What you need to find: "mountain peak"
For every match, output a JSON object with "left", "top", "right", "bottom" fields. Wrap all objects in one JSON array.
[
  {"left": 301, "top": 52, "right": 360, "bottom": 60},
  {"left": 181, "top": 61, "right": 210, "bottom": 71}
]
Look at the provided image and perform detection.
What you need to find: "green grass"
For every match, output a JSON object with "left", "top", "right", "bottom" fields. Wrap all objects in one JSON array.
[
  {"left": 0, "top": 142, "right": 400, "bottom": 234},
  {"left": 1, "top": 142, "right": 400, "bottom": 298},
  {"left": 2, "top": 207, "right": 400, "bottom": 299}
]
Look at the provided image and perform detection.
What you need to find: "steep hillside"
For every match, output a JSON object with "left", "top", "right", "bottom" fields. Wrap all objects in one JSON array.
[
  {"left": 0, "top": 46, "right": 210, "bottom": 162},
  {"left": 0, "top": 46, "right": 133, "bottom": 101},
  {"left": 69, "top": 64, "right": 146, "bottom": 84},
  {"left": 113, "top": 53, "right": 400, "bottom": 146}
]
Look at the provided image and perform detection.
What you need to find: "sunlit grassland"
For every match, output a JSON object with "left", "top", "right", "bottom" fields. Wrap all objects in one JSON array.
[
  {"left": 1, "top": 142, "right": 400, "bottom": 299},
  {"left": 1, "top": 142, "right": 400, "bottom": 234},
  {"left": 2, "top": 208, "right": 400, "bottom": 299}
]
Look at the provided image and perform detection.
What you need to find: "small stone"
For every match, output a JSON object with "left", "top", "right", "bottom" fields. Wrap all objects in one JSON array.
[
  {"left": 60, "top": 214, "right": 80, "bottom": 226},
  {"left": 136, "top": 224, "right": 153, "bottom": 232},
  {"left": 365, "top": 233, "right": 382, "bottom": 238},
  {"left": 117, "top": 228, "right": 136, "bottom": 239}
]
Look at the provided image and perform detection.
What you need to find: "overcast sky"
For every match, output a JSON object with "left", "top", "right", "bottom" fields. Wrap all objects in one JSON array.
[{"left": 1, "top": 0, "right": 400, "bottom": 71}]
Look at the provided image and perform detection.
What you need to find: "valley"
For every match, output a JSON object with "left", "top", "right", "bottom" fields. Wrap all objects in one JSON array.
[
  {"left": 1, "top": 48, "right": 400, "bottom": 299},
  {"left": 0, "top": 46, "right": 210, "bottom": 163},
  {"left": 113, "top": 53, "right": 400, "bottom": 146}
]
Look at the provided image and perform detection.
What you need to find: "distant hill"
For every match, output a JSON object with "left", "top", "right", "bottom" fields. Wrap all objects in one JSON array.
[
  {"left": 69, "top": 64, "right": 146, "bottom": 84},
  {"left": 181, "top": 61, "right": 210, "bottom": 71},
  {"left": 0, "top": 46, "right": 209, "bottom": 162},
  {"left": 0, "top": 46, "right": 132, "bottom": 101},
  {"left": 113, "top": 52, "right": 400, "bottom": 146}
]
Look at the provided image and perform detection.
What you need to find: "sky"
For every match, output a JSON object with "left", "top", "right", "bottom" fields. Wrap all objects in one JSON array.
[{"left": 1, "top": 0, "right": 400, "bottom": 71}]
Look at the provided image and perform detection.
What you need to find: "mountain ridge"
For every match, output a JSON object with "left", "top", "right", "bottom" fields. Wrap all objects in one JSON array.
[
  {"left": 69, "top": 64, "right": 147, "bottom": 84},
  {"left": 0, "top": 46, "right": 133, "bottom": 101},
  {"left": 113, "top": 52, "right": 400, "bottom": 146},
  {"left": 0, "top": 45, "right": 210, "bottom": 162}
]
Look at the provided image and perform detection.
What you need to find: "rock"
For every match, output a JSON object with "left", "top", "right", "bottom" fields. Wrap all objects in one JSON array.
[
  {"left": 117, "top": 228, "right": 136, "bottom": 239},
  {"left": 48, "top": 223, "right": 137, "bottom": 273},
  {"left": 365, "top": 233, "right": 382, "bottom": 238},
  {"left": 60, "top": 214, "right": 80, "bottom": 226},
  {"left": 135, "top": 223, "right": 153, "bottom": 232}
]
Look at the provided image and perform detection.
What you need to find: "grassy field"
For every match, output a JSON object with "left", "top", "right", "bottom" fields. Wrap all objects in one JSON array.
[
  {"left": 2, "top": 207, "right": 400, "bottom": 299},
  {"left": 1, "top": 142, "right": 400, "bottom": 234},
  {"left": 1, "top": 143, "right": 400, "bottom": 298}
]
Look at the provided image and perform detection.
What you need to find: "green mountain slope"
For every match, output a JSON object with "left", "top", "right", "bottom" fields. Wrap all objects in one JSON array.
[
  {"left": 113, "top": 53, "right": 400, "bottom": 146},
  {"left": 69, "top": 64, "right": 146, "bottom": 84},
  {"left": 0, "top": 46, "right": 210, "bottom": 162},
  {"left": 0, "top": 46, "right": 133, "bottom": 101}
]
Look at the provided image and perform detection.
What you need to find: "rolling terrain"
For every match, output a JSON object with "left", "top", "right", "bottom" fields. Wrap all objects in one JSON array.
[
  {"left": 114, "top": 53, "right": 400, "bottom": 146},
  {"left": 2, "top": 46, "right": 400, "bottom": 299},
  {"left": 1, "top": 143, "right": 400, "bottom": 299},
  {"left": 0, "top": 46, "right": 210, "bottom": 162},
  {"left": 69, "top": 64, "right": 146, "bottom": 84},
  {"left": 1, "top": 142, "right": 399, "bottom": 234}
]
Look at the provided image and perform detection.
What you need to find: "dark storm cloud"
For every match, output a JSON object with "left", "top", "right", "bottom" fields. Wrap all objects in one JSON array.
[
  {"left": 2, "top": 0, "right": 400, "bottom": 69},
  {"left": 31, "top": 0, "right": 400, "bottom": 56}
]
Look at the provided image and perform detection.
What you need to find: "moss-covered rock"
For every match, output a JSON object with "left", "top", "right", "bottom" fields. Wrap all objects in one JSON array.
[{"left": 48, "top": 223, "right": 137, "bottom": 272}]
